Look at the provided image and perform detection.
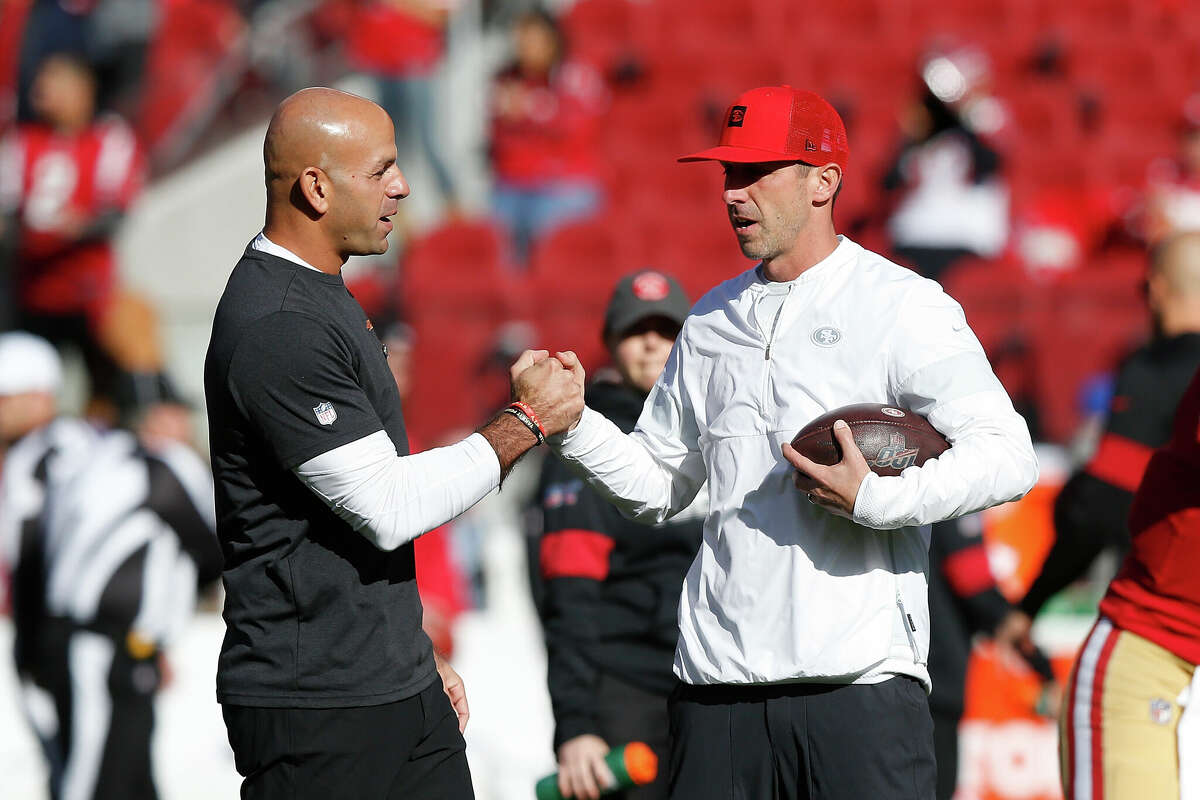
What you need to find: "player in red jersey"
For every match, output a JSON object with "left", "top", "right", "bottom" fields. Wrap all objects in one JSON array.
[
  {"left": 0, "top": 52, "right": 156, "bottom": 419},
  {"left": 1059, "top": 365, "right": 1200, "bottom": 800}
]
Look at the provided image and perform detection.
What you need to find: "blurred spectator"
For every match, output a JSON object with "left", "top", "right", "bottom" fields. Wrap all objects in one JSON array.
[
  {"left": 383, "top": 321, "right": 470, "bottom": 656},
  {"left": 488, "top": 8, "right": 608, "bottom": 263},
  {"left": 535, "top": 271, "right": 704, "bottom": 800},
  {"left": 346, "top": 0, "right": 461, "bottom": 216},
  {"left": 927, "top": 514, "right": 1054, "bottom": 800},
  {"left": 17, "top": 0, "right": 157, "bottom": 120},
  {"left": 882, "top": 44, "right": 1009, "bottom": 282},
  {"left": 0, "top": 333, "right": 98, "bottom": 685},
  {"left": 1139, "top": 93, "right": 1200, "bottom": 244},
  {"left": 998, "top": 233, "right": 1200, "bottom": 651},
  {"left": 0, "top": 51, "right": 179, "bottom": 423},
  {"left": 0, "top": 331, "right": 221, "bottom": 800},
  {"left": 1010, "top": 183, "right": 1124, "bottom": 279}
]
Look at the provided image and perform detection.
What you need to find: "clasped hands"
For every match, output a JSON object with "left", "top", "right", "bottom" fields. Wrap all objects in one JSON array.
[
  {"left": 509, "top": 349, "right": 587, "bottom": 438},
  {"left": 507, "top": 348, "right": 865, "bottom": 517}
]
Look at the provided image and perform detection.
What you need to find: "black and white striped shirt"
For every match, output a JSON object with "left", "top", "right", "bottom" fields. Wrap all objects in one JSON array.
[{"left": 2, "top": 421, "right": 221, "bottom": 653}]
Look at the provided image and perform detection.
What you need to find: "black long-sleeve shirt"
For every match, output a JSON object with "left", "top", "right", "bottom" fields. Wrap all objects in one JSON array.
[{"left": 536, "top": 380, "right": 704, "bottom": 749}]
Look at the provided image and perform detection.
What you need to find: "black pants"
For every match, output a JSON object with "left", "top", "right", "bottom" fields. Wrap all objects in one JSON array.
[
  {"left": 594, "top": 673, "right": 672, "bottom": 800},
  {"left": 222, "top": 678, "right": 474, "bottom": 800},
  {"left": 667, "top": 677, "right": 936, "bottom": 800},
  {"left": 22, "top": 621, "right": 159, "bottom": 800}
]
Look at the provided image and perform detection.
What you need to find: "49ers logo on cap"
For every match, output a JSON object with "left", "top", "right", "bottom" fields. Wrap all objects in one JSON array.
[
  {"left": 727, "top": 105, "right": 747, "bottom": 127},
  {"left": 632, "top": 271, "right": 670, "bottom": 301}
]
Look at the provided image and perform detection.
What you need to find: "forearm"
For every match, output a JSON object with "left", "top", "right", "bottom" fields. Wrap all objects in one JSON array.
[
  {"left": 295, "top": 431, "right": 501, "bottom": 551},
  {"left": 1019, "top": 472, "right": 1122, "bottom": 616},
  {"left": 1019, "top": 541, "right": 1099, "bottom": 618},
  {"left": 553, "top": 407, "right": 702, "bottom": 525},
  {"left": 479, "top": 409, "right": 541, "bottom": 481},
  {"left": 963, "top": 585, "right": 1014, "bottom": 634},
  {"left": 853, "top": 391, "right": 1038, "bottom": 529}
]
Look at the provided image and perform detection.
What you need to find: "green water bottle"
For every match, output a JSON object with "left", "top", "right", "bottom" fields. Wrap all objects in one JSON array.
[{"left": 534, "top": 741, "right": 658, "bottom": 800}]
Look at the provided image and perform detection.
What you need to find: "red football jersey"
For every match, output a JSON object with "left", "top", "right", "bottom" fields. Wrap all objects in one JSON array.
[
  {"left": 1099, "top": 366, "right": 1200, "bottom": 665},
  {"left": 0, "top": 115, "right": 144, "bottom": 318}
]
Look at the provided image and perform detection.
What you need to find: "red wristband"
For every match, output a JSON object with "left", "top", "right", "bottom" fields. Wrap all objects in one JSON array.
[{"left": 509, "top": 401, "right": 547, "bottom": 439}]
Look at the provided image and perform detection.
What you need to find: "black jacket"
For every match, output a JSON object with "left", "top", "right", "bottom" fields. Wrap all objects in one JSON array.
[
  {"left": 536, "top": 380, "right": 704, "bottom": 749},
  {"left": 1021, "top": 332, "right": 1200, "bottom": 617},
  {"left": 927, "top": 515, "right": 1012, "bottom": 718}
]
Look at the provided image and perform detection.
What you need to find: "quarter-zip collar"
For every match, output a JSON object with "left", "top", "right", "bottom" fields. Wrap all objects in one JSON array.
[
  {"left": 746, "top": 236, "right": 857, "bottom": 360},
  {"left": 752, "top": 234, "right": 856, "bottom": 289}
]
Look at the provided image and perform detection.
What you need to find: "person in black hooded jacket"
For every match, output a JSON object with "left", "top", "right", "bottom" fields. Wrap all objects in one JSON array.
[{"left": 535, "top": 270, "right": 705, "bottom": 800}]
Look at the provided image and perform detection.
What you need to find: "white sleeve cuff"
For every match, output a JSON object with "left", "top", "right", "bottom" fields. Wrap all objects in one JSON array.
[
  {"left": 852, "top": 472, "right": 898, "bottom": 530},
  {"left": 549, "top": 406, "right": 605, "bottom": 456}
]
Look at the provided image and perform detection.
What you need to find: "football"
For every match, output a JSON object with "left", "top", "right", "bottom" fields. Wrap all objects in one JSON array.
[{"left": 789, "top": 403, "right": 949, "bottom": 477}]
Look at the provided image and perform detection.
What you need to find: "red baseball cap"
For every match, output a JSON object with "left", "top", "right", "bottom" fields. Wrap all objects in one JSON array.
[{"left": 678, "top": 85, "right": 849, "bottom": 171}]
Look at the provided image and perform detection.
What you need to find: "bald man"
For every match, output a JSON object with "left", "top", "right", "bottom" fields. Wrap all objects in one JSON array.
[
  {"left": 997, "top": 231, "right": 1200, "bottom": 653},
  {"left": 204, "top": 88, "right": 583, "bottom": 799}
]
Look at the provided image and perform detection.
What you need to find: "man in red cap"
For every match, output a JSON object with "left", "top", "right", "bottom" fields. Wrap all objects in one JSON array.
[{"left": 530, "top": 85, "right": 1037, "bottom": 798}]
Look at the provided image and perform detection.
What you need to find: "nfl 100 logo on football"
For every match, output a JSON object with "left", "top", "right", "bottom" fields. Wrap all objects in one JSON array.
[
  {"left": 313, "top": 401, "right": 337, "bottom": 426},
  {"left": 872, "top": 432, "right": 919, "bottom": 470}
]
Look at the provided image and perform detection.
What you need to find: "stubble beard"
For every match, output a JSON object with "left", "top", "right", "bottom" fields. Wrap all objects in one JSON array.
[{"left": 737, "top": 225, "right": 779, "bottom": 261}]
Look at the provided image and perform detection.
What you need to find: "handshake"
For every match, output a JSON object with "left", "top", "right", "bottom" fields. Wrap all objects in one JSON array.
[{"left": 506, "top": 348, "right": 588, "bottom": 440}]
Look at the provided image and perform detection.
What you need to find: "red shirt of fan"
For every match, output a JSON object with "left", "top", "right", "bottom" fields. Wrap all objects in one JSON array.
[
  {"left": 1099, "top": 367, "right": 1200, "bottom": 665},
  {"left": 345, "top": 2, "right": 445, "bottom": 76},
  {"left": 0, "top": 116, "right": 144, "bottom": 318},
  {"left": 489, "top": 61, "right": 607, "bottom": 186}
]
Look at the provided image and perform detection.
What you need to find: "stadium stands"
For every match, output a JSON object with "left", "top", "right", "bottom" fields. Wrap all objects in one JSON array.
[
  {"left": 400, "top": 0, "right": 1193, "bottom": 444},
  {"left": 5, "top": 0, "right": 1185, "bottom": 445}
]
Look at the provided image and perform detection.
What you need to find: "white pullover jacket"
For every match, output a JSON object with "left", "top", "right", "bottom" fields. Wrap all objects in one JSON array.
[{"left": 552, "top": 236, "right": 1038, "bottom": 689}]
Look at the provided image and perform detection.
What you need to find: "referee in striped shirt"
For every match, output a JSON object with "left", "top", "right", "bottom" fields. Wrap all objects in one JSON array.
[{"left": 0, "top": 332, "right": 222, "bottom": 800}]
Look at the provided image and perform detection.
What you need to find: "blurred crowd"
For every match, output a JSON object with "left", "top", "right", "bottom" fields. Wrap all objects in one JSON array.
[
  {"left": 3, "top": 0, "right": 1200, "bottom": 798},
  {"left": 2, "top": 0, "right": 1199, "bottom": 444}
]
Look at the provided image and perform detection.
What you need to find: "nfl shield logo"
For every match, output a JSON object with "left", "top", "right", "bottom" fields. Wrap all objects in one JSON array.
[{"left": 313, "top": 401, "right": 337, "bottom": 426}]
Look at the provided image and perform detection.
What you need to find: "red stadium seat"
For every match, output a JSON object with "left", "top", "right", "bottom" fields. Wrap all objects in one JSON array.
[
  {"left": 401, "top": 218, "right": 515, "bottom": 319},
  {"left": 561, "top": 0, "right": 639, "bottom": 70},
  {"left": 1029, "top": 262, "right": 1149, "bottom": 441},
  {"left": 404, "top": 313, "right": 514, "bottom": 444},
  {"left": 524, "top": 218, "right": 631, "bottom": 368},
  {"left": 940, "top": 258, "right": 1033, "bottom": 354},
  {"left": 528, "top": 218, "right": 623, "bottom": 290}
]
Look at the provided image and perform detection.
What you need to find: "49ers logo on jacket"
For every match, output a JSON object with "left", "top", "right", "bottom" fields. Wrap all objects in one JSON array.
[{"left": 872, "top": 433, "right": 919, "bottom": 470}]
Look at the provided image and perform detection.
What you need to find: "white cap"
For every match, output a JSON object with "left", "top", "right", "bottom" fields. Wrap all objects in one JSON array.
[{"left": 0, "top": 332, "right": 63, "bottom": 395}]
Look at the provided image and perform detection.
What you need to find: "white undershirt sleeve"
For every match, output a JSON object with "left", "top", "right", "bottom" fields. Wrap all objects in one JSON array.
[{"left": 294, "top": 431, "right": 501, "bottom": 551}]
